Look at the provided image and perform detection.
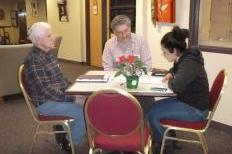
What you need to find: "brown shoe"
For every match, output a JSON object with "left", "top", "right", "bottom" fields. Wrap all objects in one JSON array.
[{"left": 53, "top": 125, "right": 71, "bottom": 153}]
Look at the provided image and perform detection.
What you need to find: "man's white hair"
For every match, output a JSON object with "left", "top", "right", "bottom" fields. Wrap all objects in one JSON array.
[{"left": 28, "top": 22, "right": 51, "bottom": 45}]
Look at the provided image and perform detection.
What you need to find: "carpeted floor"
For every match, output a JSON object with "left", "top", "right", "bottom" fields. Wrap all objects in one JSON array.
[{"left": 0, "top": 60, "right": 231, "bottom": 154}]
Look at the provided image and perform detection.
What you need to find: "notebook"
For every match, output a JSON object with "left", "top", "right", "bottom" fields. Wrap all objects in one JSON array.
[{"left": 76, "top": 75, "right": 109, "bottom": 82}]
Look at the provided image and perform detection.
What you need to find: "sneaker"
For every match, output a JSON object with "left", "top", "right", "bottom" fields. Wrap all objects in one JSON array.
[
  {"left": 152, "top": 141, "right": 174, "bottom": 154},
  {"left": 168, "top": 130, "right": 181, "bottom": 150},
  {"left": 152, "top": 142, "right": 161, "bottom": 154},
  {"left": 53, "top": 125, "right": 71, "bottom": 153},
  {"left": 164, "top": 142, "right": 174, "bottom": 154}
]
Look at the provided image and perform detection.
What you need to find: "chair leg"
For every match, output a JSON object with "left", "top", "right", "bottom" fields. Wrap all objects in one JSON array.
[
  {"left": 197, "top": 133, "right": 208, "bottom": 154},
  {"left": 145, "top": 137, "right": 152, "bottom": 154},
  {"left": 160, "top": 129, "right": 169, "bottom": 154},
  {"left": 149, "top": 139, "right": 153, "bottom": 154},
  {"left": 65, "top": 122, "right": 75, "bottom": 154},
  {"left": 89, "top": 148, "right": 93, "bottom": 154},
  {"left": 29, "top": 125, "right": 40, "bottom": 154},
  {"left": 29, "top": 133, "right": 36, "bottom": 154}
]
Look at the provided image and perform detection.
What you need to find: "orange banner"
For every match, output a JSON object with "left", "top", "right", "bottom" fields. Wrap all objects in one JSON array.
[{"left": 155, "top": 0, "right": 175, "bottom": 23}]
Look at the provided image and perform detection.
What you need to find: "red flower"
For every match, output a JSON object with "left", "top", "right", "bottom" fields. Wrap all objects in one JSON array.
[
  {"left": 118, "top": 55, "right": 127, "bottom": 63},
  {"left": 115, "top": 54, "right": 147, "bottom": 77},
  {"left": 127, "top": 55, "right": 137, "bottom": 64}
]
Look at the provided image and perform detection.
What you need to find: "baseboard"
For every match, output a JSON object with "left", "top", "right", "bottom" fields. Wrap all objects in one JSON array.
[
  {"left": 1, "top": 93, "right": 23, "bottom": 102},
  {"left": 211, "top": 121, "right": 232, "bottom": 134},
  {"left": 58, "top": 58, "right": 88, "bottom": 65},
  {"left": 0, "top": 96, "right": 3, "bottom": 102},
  {"left": 58, "top": 58, "right": 103, "bottom": 70}
]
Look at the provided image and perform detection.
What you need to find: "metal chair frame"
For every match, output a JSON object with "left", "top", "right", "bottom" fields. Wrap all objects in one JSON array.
[
  {"left": 17, "top": 64, "right": 75, "bottom": 154},
  {"left": 160, "top": 69, "right": 228, "bottom": 154}
]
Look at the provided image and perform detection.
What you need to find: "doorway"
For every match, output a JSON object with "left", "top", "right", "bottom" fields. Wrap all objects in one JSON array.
[
  {"left": 0, "top": 0, "right": 47, "bottom": 44},
  {"left": 17, "top": 1, "right": 28, "bottom": 44},
  {"left": 86, "top": 0, "right": 136, "bottom": 67}
]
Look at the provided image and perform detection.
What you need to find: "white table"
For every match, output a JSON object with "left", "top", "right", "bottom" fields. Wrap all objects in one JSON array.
[{"left": 66, "top": 71, "right": 175, "bottom": 97}]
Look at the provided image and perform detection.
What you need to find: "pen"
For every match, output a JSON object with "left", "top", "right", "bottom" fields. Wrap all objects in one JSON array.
[{"left": 150, "top": 87, "right": 167, "bottom": 91}]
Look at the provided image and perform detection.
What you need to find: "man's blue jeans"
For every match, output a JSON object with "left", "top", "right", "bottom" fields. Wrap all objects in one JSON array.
[
  {"left": 36, "top": 101, "right": 86, "bottom": 145},
  {"left": 147, "top": 97, "right": 208, "bottom": 143}
]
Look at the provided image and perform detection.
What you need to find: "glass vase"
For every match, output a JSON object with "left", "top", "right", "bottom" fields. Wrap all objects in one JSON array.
[{"left": 126, "top": 75, "right": 139, "bottom": 89}]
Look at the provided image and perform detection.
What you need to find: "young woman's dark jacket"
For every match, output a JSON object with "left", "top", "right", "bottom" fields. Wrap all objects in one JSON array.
[{"left": 168, "top": 48, "right": 210, "bottom": 111}]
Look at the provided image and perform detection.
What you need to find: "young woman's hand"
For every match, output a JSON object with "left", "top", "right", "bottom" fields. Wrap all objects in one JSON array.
[{"left": 161, "top": 73, "right": 173, "bottom": 83}]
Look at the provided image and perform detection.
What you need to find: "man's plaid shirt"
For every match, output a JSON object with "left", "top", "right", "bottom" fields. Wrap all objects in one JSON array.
[{"left": 24, "top": 46, "right": 74, "bottom": 106}]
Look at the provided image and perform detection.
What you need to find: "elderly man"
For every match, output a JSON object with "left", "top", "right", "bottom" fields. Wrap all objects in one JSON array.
[
  {"left": 103, "top": 15, "right": 154, "bottom": 116},
  {"left": 102, "top": 15, "right": 152, "bottom": 71},
  {"left": 24, "top": 22, "right": 86, "bottom": 152}
]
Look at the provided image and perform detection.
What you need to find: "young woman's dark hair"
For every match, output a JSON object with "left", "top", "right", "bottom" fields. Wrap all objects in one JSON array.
[{"left": 161, "top": 26, "right": 189, "bottom": 53}]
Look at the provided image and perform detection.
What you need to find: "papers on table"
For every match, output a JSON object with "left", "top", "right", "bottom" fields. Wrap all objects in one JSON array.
[
  {"left": 140, "top": 75, "right": 173, "bottom": 93},
  {"left": 74, "top": 72, "right": 173, "bottom": 94},
  {"left": 112, "top": 74, "right": 126, "bottom": 82},
  {"left": 111, "top": 74, "right": 173, "bottom": 93},
  {"left": 112, "top": 74, "right": 164, "bottom": 84},
  {"left": 76, "top": 75, "right": 110, "bottom": 83},
  {"left": 67, "top": 71, "right": 175, "bottom": 96}
]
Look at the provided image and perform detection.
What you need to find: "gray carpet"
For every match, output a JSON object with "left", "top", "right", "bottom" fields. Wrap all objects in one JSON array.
[{"left": 0, "top": 61, "right": 231, "bottom": 154}]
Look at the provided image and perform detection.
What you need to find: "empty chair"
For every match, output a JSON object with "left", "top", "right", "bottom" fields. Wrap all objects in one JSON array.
[{"left": 84, "top": 89, "right": 152, "bottom": 154}]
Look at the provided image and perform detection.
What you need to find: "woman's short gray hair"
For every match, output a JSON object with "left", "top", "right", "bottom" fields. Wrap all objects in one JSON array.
[
  {"left": 28, "top": 22, "right": 51, "bottom": 45},
  {"left": 110, "top": 15, "right": 131, "bottom": 31}
]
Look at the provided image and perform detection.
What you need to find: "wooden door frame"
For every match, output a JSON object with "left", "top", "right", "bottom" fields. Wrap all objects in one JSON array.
[
  {"left": 85, "top": 0, "right": 108, "bottom": 67},
  {"left": 85, "top": 0, "right": 90, "bottom": 65}
]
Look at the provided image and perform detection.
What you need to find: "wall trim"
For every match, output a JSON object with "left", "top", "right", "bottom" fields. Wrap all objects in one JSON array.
[
  {"left": 211, "top": 121, "right": 232, "bottom": 134},
  {"left": 58, "top": 58, "right": 103, "bottom": 70},
  {"left": 58, "top": 58, "right": 88, "bottom": 65}
]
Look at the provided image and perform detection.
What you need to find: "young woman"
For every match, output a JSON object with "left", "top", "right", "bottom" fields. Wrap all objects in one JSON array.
[{"left": 148, "top": 26, "right": 210, "bottom": 153}]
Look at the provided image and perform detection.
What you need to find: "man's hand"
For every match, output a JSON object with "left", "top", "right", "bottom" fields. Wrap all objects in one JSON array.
[{"left": 162, "top": 73, "right": 173, "bottom": 83}]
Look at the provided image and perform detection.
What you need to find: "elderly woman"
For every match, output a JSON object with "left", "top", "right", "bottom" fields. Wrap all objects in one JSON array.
[
  {"left": 24, "top": 22, "right": 86, "bottom": 152},
  {"left": 148, "top": 26, "right": 210, "bottom": 154}
]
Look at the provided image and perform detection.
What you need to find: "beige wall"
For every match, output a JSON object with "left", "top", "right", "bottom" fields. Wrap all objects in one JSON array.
[
  {"left": 0, "top": 0, "right": 14, "bottom": 26},
  {"left": 203, "top": 52, "right": 232, "bottom": 125},
  {"left": 25, "top": 0, "right": 47, "bottom": 28},
  {"left": 0, "top": 0, "right": 19, "bottom": 44},
  {"left": 137, "top": 0, "right": 190, "bottom": 73},
  {"left": 137, "top": 0, "right": 232, "bottom": 126},
  {"left": 46, "top": 0, "right": 85, "bottom": 62}
]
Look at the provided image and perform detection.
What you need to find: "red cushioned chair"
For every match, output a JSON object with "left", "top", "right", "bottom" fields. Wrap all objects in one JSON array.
[
  {"left": 17, "top": 64, "right": 75, "bottom": 154},
  {"left": 84, "top": 89, "right": 152, "bottom": 154},
  {"left": 160, "top": 69, "right": 228, "bottom": 154}
]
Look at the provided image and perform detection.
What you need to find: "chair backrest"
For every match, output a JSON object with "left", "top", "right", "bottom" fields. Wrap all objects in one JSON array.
[
  {"left": 0, "top": 43, "right": 32, "bottom": 96},
  {"left": 85, "top": 89, "right": 144, "bottom": 136},
  {"left": 17, "top": 64, "right": 39, "bottom": 122},
  {"left": 206, "top": 69, "right": 227, "bottom": 129}
]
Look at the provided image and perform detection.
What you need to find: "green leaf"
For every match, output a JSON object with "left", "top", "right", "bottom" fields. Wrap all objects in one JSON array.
[{"left": 142, "top": 67, "right": 147, "bottom": 74}]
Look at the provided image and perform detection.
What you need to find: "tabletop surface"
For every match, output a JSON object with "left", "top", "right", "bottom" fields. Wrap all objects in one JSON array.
[{"left": 66, "top": 71, "right": 175, "bottom": 97}]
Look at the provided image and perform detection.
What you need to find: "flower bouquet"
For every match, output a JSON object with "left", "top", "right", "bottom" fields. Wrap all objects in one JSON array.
[{"left": 115, "top": 55, "right": 147, "bottom": 89}]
